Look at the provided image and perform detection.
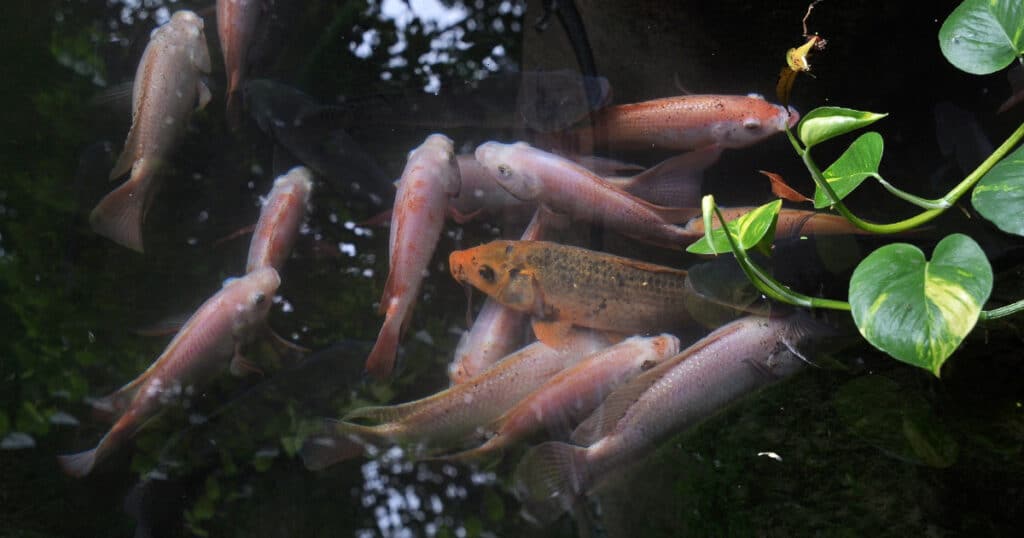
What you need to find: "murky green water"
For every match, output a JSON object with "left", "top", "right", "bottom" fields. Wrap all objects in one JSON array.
[{"left": 3, "top": 0, "right": 1024, "bottom": 536}]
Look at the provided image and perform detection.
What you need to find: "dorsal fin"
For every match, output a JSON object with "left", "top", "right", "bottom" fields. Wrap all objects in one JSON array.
[{"left": 620, "top": 145, "right": 722, "bottom": 208}]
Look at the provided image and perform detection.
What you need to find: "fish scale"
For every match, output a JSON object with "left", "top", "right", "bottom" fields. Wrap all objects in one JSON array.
[{"left": 451, "top": 240, "right": 694, "bottom": 339}]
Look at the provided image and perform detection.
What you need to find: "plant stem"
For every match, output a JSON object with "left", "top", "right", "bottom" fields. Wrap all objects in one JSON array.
[
  {"left": 793, "top": 120, "right": 1024, "bottom": 233},
  {"left": 980, "top": 299, "right": 1024, "bottom": 321},
  {"left": 712, "top": 204, "right": 851, "bottom": 312},
  {"left": 873, "top": 176, "right": 951, "bottom": 210}
]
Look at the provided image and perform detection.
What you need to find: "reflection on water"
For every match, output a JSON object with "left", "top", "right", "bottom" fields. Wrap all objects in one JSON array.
[{"left": 3, "top": 0, "right": 1024, "bottom": 536}]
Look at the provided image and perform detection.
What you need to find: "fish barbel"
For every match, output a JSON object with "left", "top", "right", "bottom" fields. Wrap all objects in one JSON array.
[
  {"left": 588, "top": 94, "right": 799, "bottom": 150},
  {"left": 364, "top": 134, "right": 461, "bottom": 378},
  {"left": 246, "top": 166, "right": 314, "bottom": 273},
  {"left": 514, "top": 314, "right": 824, "bottom": 524},
  {"left": 449, "top": 240, "right": 696, "bottom": 346},
  {"left": 90, "top": 10, "right": 212, "bottom": 252},
  {"left": 449, "top": 334, "right": 680, "bottom": 461},
  {"left": 300, "top": 330, "right": 609, "bottom": 467},
  {"left": 57, "top": 267, "right": 280, "bottom": 477},
  {"left": 474, "top": 141, "right": 701, "bottom": 248}
]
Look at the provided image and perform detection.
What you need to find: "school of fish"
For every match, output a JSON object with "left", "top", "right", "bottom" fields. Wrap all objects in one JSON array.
[{"left": 64, "top": 5, "right": 859, "bottom": 532}]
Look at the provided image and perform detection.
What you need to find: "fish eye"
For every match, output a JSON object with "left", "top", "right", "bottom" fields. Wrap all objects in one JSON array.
[
  {"left": 253, "top": 292, "right": 266, "bottom": 305},
  {"left": 497, "top": 164, "right": 512, "bottom": 177},
  {"left": 640, "top": 360, "right": 657, "bottom": 371},
  {"left": 478, "top": 265, "right": 496, "bottom": 283}
]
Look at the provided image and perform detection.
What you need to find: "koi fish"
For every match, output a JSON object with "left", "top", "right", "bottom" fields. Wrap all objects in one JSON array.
[
  {"left": 364, "top": 134, "right": 461, "bottom": 379},
  {"left": 246, "top": 166, "right": 314, "bottom": 273},
  {"left": 474, "top": 142, "right": 701, "bottom": 248},
  {"left": 448, "top": 154, "right": 532, "bottom": 222},
  {"left": 588, "top": 94, "right": 799, "bottom": 150},
  {"left": 514, "top": 314, "right": 825, "bottom": 524},
  {"left": 681, "top": 206, "right": 873, "bottom": 238},
  {"left": 300, "top": 330, "right": 609, "bottom": 467},
  {"left": 90, "top": 11, "right": 212, "bottom": 252},
  {"left": 449, "top": 334, "right": 680, "bottom": 461},
  {"left": 449, "top": 240, "right": 698, "bottom": 346},
  {"left": 57, "top": 267, "right": 280, "bottom": 477},
  {"left": 447, "top": 209, "right": 550, "bottom": 384},
  {"left": 217, "top": 0, "right": 262, "bottom": 127}
]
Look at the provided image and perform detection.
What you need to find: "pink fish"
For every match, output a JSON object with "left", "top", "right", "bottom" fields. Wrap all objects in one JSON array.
[
  {"left": 365, "top": 134, "right": 461, "bottom": 378},
  {"left": 246, "top": 166, "right": 314, "bottom": 273},
  {"left": 301, "top": 329, "right": 610, "bottom": 467},
  {"left": 474, "top": 141, "right": 701, "bottom": 248},
  {"left": 514, "top": 314, "right": 824, "bottom": 524},
  {"left": 449, "top": 334, "right": 680, "bottom": 461},
  {"left": 57, "top": 267, "right": 280, "bottom": 477},
  {"left": 216, "top": 0, "right": 262, "bottom": 127},
  {"left": 589, "top": 94, "right": 799, "bottom": 150},
  {"left": 681, "top": 206, "right": 872, "bottom": 238},
  {"left": 90, "top": 11, "right": 212, "bottom": 252}
]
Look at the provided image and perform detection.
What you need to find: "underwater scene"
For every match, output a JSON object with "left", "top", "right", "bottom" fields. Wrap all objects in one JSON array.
[{"left": 4, "top": 0, "right": 1024, "bottom": 536}]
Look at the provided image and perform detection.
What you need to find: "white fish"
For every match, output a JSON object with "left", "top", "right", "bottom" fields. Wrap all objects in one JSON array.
[
  {"left": 90, "top": 10, "right": 212, "bottom": 252},
  {"left": 57, "top": 267, "right": 280, "bottom": 477},
  {"left": 514, "top": 314, "right": 825, "bottom": 524}
]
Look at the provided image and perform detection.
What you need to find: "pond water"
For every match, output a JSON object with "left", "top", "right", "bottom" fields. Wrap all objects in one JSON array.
[{"left": 3, "top": 0, "right": 1024, "bottom": 536}]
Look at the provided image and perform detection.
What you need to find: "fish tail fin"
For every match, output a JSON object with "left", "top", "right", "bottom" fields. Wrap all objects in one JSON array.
[
  {"left": 225, "top": 88, "right": 243, "bottom": 130},
  {"left": 90, "top": 164, "right": 156, "bottom": 252},
  {"left": 629, "top": 145, "right": 723, "bottom": 209},
  {"left": 365, "top": 294, "right": 413, "bottom": 378},
  {"left": 56, "top": 421, "right": 125, "bottom": 478},
  {"left": 57, "top": 447, "right": 100, "bottom": 478},
  {"left": 299, "top": 419, "right": 368, "bottom": 471},
  {"left": 514, "top": 441, "right": 590, "bottom": 525}
]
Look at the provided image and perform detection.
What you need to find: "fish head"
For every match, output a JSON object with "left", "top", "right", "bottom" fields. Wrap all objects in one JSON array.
[
  {"left": 449, "top": 241, "right": 538, "bottom": 314},
  {"left": 474, "top": 142, "right": 544, "bottom": 201},
  {"left": 232, "top": 267, "right": 281, "bottom": 335},
  {"left": 166, "top": 10, "right": 211, "bottom": 73},
  {"left": 411, "top": 134, "right": 461, "bottom": 195},
  {"left": 712, "top": 97, "right": 798, "bottom": 148}
]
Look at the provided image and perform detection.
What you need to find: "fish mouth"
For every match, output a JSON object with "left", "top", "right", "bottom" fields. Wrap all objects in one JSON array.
[
  {"left": 785, "top": 106, "right": 801, "bottom": 128},
  {"left": 448, "top": 253, "right": 466, "bottom": 282}
]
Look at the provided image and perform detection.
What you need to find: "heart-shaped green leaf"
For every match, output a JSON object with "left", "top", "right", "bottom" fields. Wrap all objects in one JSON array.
[
  {"left": 972, "top": 142, "right": 1024, "bottom": 236},
  {"left": 939, "top": 0, "right": 1024, "bottom": 75},
  {"left": 798, "top": 107, "right": 887, "bottom": 148},
  {"left": 814, "top": 132, "right": 884, "bottom": 208},
  {"left": 849, "top": 234, "right": 992, "bottom": 376},
  {"left": 686, "top": 200, "right": 782, "bottom": 255}
]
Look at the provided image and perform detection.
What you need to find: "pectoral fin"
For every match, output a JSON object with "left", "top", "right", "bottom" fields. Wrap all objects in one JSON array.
[
  {"left": 531, "top": 318, "right": 575, "bottom": 349},
  {"left": 196, "top": 79, "right": 212, "bottom": 111},
  {"left": 230, "top": 353, "right": 263, "bottom": 377}
]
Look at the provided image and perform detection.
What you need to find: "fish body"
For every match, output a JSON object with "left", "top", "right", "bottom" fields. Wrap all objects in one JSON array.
[
  {"left": 514, "top": 314, "right": 821, "bottom": 523},
  {"left": 590, "top": 94, "right": 798, "bottom": 150},
  {"left": 305, "top": 331, "right": 609, "bottom": 465},
  {"left": 91, "top": 11, "right": 212, "bottom": 252},
  {"left": 681, "top": 207, "right": 871, "bottom": 238},
  {"left": 449, "top": 240, "right": 695, "bottom": 345},
  {"left": 246, "top": 166, "right": 314, "bottom": 273},
  {"left": 474, "top": 142, "right": 700, "bottom": 247},
  {"left": 217, "top": 0, "right": 262, "bottom": 126},
  {"left": 365, "top": 134, "right": 461, "bottom": 378},
  {"left": 57, "top": 267, "right": 280, "bottom": 477},
  {"left": 448, "top": 297, "right": 528, "bottom": 384},
  {"left": 453, "top": 334, "right": 680, "bottom": 460}
]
